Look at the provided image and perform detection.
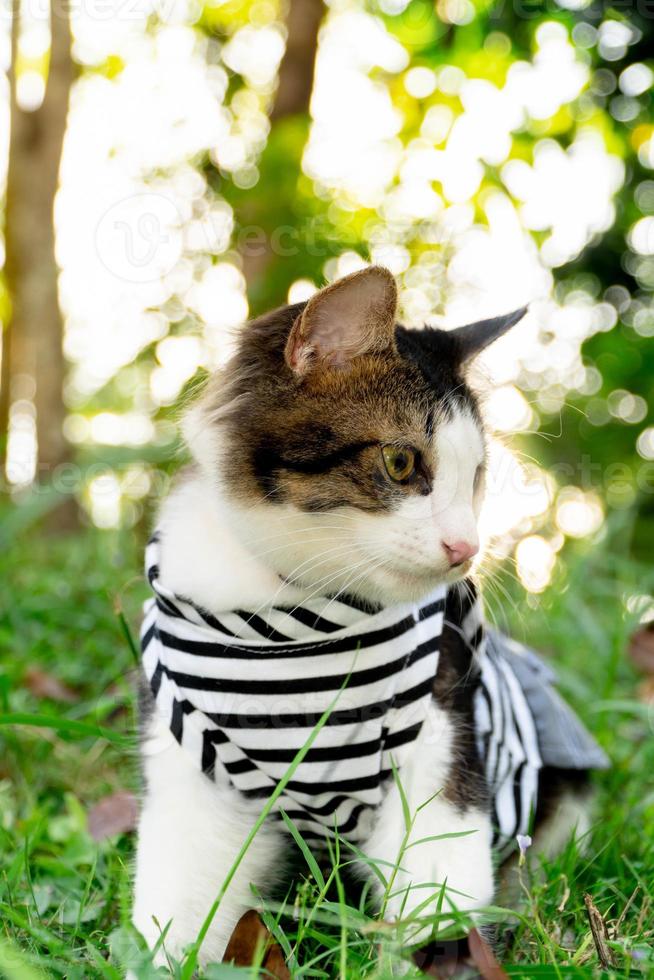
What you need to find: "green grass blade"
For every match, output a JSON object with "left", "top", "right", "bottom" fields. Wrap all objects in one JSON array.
[
  {"left": 114, "top": 599, "right": 140, "bottom": 666},
  {"left": 0, "top": 938, "right": 51, "bottom": 980},
  {"left": 279, "top": 810, "right": 326, "bottom": 890},
  {"left": 0, "top": 712, "right": 130, "bottom": 746},
  {"left": 180, "top": 676, "right": 353, "bottom": 979}
]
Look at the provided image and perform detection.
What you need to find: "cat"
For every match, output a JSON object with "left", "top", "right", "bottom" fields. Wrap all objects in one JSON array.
[{"left": 132, "top": 266, "right": 606, "bottom": 968}]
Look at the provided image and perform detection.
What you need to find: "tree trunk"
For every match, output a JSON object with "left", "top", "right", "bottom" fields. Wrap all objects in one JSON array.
[
  {"left": 0, "top": 267, "right": 11, "bottom": 471},
  {"left": 3, "top": 0, "right": 73, "bottom": 487},
  {"left": 0, "top": 9, "right": 20, "bottom": 473},
  {"left": 239, "top": 0, "right": 324, "bottom": 308},
  {"left": 270, "top": 0, "right": 323, "bottom": 122}
]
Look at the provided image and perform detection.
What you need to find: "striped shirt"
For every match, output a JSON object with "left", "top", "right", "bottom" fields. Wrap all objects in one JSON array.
[{"left": 141, "top": 535, "right": 608, "bottom": 855}]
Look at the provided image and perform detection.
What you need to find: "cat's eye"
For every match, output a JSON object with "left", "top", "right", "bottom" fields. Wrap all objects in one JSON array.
[{"left": 382, "top": 446, "right": 417, "bottom": 483}]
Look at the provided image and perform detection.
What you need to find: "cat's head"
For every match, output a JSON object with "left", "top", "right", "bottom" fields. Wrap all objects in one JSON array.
[{"left": 185, "top": 266, "right": 526, "bottom": 604}]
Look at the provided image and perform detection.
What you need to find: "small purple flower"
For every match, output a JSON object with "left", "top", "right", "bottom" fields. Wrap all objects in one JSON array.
[{"left": 516, "top": 834, "right": 532, "bottom": 864}]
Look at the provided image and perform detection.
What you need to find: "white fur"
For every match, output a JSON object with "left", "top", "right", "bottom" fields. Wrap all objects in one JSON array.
[
  {"left": 132, "top": 405, "right": 492, "bottom": 964},
  {"left": 353, "top": 411, "right": 485, "bottom": 601},
  {"left": 133, "top": 713, "right": 284, "bottom": 967},
  {"left": 221, "top": 408, "right": 487, "bottom": 610},
  {"left": 530, "top": 789, "right": 592, "bottom": 858},
  {"left": 157, "top": 474, "right": 309, "bottom": 614},
  {"left": 361, "top": 701, "right": 494, "bottom": 942},
  {"left": 133, "top": 705, "right": 494, "bottom": 966}
]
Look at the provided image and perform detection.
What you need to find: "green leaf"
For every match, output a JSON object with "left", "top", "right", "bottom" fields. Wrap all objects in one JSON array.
[{"left": 279, "top": 810, "right": 326, "bottom": 890}]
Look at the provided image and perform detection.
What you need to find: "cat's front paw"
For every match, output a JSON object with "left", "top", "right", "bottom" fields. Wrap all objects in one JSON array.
[{"left": 385, "top": 834, "right": 495, "bottom": 944}]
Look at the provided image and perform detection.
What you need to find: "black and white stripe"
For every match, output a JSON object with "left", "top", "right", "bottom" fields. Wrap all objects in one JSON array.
[{"left": 141, "top": 534, "right": 605, "bottom": 853}]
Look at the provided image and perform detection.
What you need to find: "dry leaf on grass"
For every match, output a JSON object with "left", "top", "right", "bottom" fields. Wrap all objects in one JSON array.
[
  {"left": 412, "top": 929, "right": 508, "bottom": 979},
  {"left": 468, "top": 929, "right": 509, "bottom": 980},
  {"left": 557, "top": 875, "right": 571, "bottom": 913},
  {"left": 584, "top": 893, "right": 617, "bottom": 970},
  {"left": 24, "top": 667, "right": 79, "bottom": 703},
  {"left": 613, "top": 885, "right": 640, "bottom": 937},
  {"left": 628, "top": 623, "right": 654, "bottom": 675},
  {"left": 412, "top": 937, "right": 469, "bottom": 977},
  {"left": 637, "top": 677, "right": 654, "bottom": 705},
  {"left": 223, "top": 909, "right": 290, "bottom": 979},
  {"left": 87, "top": 790, "right": 138, "bottom": 841}
]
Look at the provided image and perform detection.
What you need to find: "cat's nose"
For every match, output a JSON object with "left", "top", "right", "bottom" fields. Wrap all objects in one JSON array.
[{"left": 442, "top": 539, "right": 479, "bottom": 567}]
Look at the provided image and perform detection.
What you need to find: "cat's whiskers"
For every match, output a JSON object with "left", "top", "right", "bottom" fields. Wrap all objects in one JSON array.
[
  {"left": 320, "top": 539, "right": 397, "bottom": 599},
  {"left": 476, "top": 555, "right": 527, "bottom": 632},
  {"left": 276, "top": 543, "right": 363, "bottom": 590},
  {"left": 502, "top": 445, "right": 548, "bottom": 468},
  {"left": 233, "top": 543, "right": 363, "bottom": 631},
  {"left": 251, "top": 508, "right": 361, "bottom": 524},
  {"left": 284, "top": 549, "right": 375, "bottom": 599},
  {"left": 252, "top": 524, "right": 358, "bottom": 558},
  {"left": 334, "top": 553, "right": 395, "bottom": 606},
  {"left": 252, "top": 534, "right": 357, "bottom": 563},
  {"left": 234, "top": 517, "right": 361, "bottom": 553},
  {"left": 475, "top": 577, "right": 503, "bottom": 632},
  {"left": 317, "top": 553, "right": 394, "bottom": 621},
  {"left": 250, "top": 514, "right": 362, "bottom": 543},
  {"left": 233, "top": 490, "right": 363, "bottom": 523},
  {"left": 483, "top": 544, "right": 521, "bottom": 570},
  {"left": 277, "top": 550, "right": 390, "bottom": 620}
]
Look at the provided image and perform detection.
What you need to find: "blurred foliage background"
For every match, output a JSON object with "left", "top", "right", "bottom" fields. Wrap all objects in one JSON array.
[
  {"left": 1, "top": 3, "right": 654, "bottom": 973},
  {"left": 0, "top": 0, "right": 653, "bottom": 598}
]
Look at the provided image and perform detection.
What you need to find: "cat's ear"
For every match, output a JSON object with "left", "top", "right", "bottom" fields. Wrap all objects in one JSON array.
[
  {"left": 285, "top": 266, "right": 398, "bottom": 377},
  {"left": 449, "top": 307, "right": 528, "bottom": 363}
]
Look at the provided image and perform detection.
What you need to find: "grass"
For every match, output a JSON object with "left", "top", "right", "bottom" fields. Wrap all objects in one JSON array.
[{"left": 0, "top": 510, "right": 653, "bottom": 978}]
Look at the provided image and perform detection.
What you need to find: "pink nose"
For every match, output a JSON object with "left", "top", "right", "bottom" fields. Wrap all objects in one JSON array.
[{"left": 442, "top": 539, "right": 479, "bottom": 567}]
